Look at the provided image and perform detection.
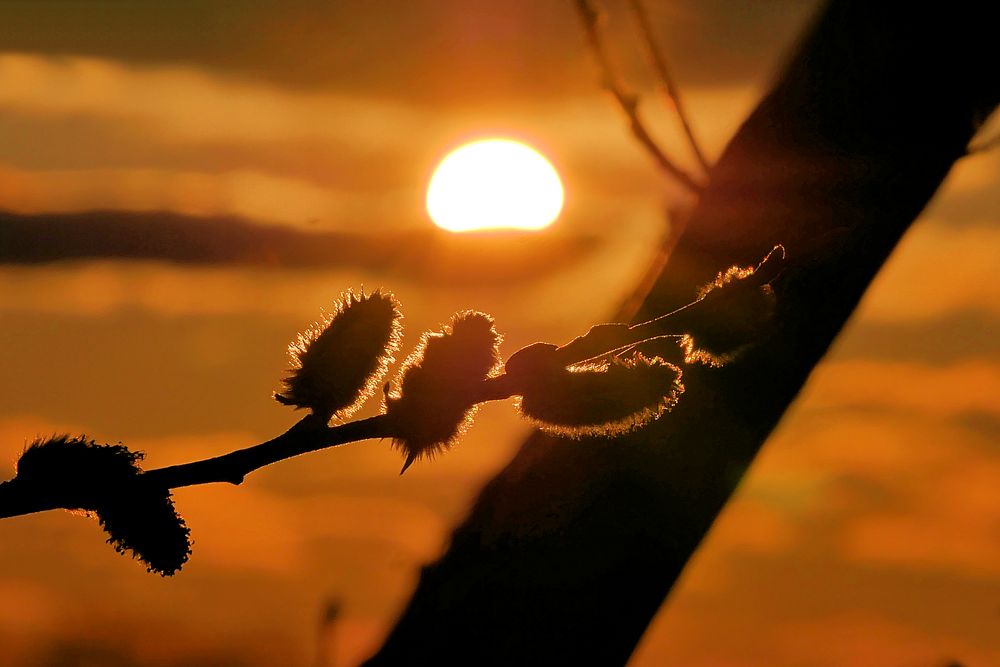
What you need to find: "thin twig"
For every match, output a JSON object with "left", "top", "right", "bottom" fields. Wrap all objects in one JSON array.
[
  {"left": 142, "top": 414, "right": 393, "bottom": 489},
  {"left": 551, "top": 244, "right": 784, "bottom": 365},
  {"left": 626, "top": 0, "right": 711, "bottom": 174},
  {"left": 0, "top": 379, "right": 524, "bottom": 520},
  {"left": 148, "top": 246, "right": 786, "bottom": 493},
  {"left": 575, "top": 0, "right": 704, "bottom": 194},
  {"left": 0, "top": 251, "right": 783, "bottom": 522},
  {"left": 0, "top": 416, "right": 394, "bottom": 520}
]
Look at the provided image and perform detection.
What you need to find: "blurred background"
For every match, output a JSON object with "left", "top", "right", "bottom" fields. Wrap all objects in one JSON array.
[{"left": 0, "top": 1, "right": 998, "bottom": 665}]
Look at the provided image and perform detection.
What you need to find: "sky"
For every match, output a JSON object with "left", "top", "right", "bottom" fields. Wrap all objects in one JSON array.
[{"left": 1, "top": 1, "right": 999, "bottom": 665}]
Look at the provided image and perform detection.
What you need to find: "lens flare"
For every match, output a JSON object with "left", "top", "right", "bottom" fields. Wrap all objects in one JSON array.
[{"left": 426, "top": 138, "right": 564, "bottom": 232}]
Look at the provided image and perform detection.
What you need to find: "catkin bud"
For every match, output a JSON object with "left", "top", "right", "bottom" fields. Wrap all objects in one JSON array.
[
  {"left": 515, "top": 353, "right": 683, "bottom": 438},
  {"left": 384, "top": 311, "right": 502, "bottom": 473},
  {"left": 681, "top": 247, "right": 782, "bottom": 365},
  {"left": 15, "top": 436, "right": 191, "bottom": 576},
  {"left": 276, "top": 289, "right": 403, "bottom": 422}
]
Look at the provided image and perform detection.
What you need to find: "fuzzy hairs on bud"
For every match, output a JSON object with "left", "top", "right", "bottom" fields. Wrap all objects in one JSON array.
[
  {"left": 384, "top": 311, "right": 502, "bottom": 473},
  {"left": 14, "top": 436, "right": 191, "bottom": 576},
  {"left": 680, "top": 246, "right": 783, "bottom": 365},
  {"left": 276, "top": 288, "right": 403, "bottom": 422},
  {"left": 515, "top": 353, "right": 684, "bottom": 438}
]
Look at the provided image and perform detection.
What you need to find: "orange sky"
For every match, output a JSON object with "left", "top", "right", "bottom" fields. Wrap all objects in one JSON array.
[{"left": 1, "top": 2, "right": 999, "bottom": 665}]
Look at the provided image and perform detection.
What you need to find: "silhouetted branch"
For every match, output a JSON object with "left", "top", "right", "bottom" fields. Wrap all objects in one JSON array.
[
  {"left": 575, "top": 0, "right": 704, "bottom": 193},
  {"left": 1, "top": 262, "right": 782, "bottom": 560},
  {"left": 143, "top": 415, "right": 391, "bottom": 489},
  {"left": 626, "top": 0, "right": 711, "bottom": 173}
]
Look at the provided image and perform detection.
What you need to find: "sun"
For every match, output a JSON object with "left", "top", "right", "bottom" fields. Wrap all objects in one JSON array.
[{"left": 426, "top": 138, "right": 564, "bottom": 232}]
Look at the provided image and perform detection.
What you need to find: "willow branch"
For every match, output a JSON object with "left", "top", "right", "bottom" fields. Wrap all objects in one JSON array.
[
  {"left": 575, "top": 0, "right": 704, "bottom": 194},
  {"left": 549, "top": 244, "right": 784, "bottom": 366},
  {"left": 0, "top": 416, "right": 383, "bottom": 520},
  {"left": 626, "top": 0, "right": 710, "bottom": 173},
  {"left": 0, "top": 378, "right": 529, "bottom": 521},
  {"left": 142, "top": 269, "right": 779, "bottom": 492},
  {"left": 0, "top": 261, "right": 778, "bottom": 524},
  {"left": 141, "top": 414, "right": 393, "bottom": 489}
]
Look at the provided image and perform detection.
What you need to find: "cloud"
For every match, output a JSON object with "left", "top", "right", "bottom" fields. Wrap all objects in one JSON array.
[
  {"left": 0, "top": 209, "right": 600, "bottom": 285},
  {"left": 775, "top": 613, "right": 996, "bottom": 667},
  {"left": 833, "top": 310, "right": 1000, "bottom": 365},
  {"left": 857, "top": 224, "right": 1000, "bottom": 322},
  {"left": 736, "top": 391, "right": 1000, "bottom": 580},
  {"left": 0, "top": 53, "right": 431, "bottom": 149},
  {"left": 836, "top": 430, "right": 1000, "bottom": 576},
  {"left": 168, "top": 486, "right": 448, "bottom": 573},
  {"left": 921, "top": 149, "right": 1000, "bottom": 227},
  {"left": 0, "top": 53, "right": 768, "bottom": 231},
  {"left": 800, "top": 359, "right": 1000, "bottom": 418},
  {"left": 0, "top": 1, "right": 820, "bottom": 96},
  {"left": 635, "top": 547, "right": 1000, "bottom": 667},
  {"left": 0, "top": 579, "right": 58, "bottom": 636},
  {"left": 0, "top": 52, "right": 682, "bottom": 167},
  {"left": 0, "top": 164, "right": 408, "bottom": 228}
]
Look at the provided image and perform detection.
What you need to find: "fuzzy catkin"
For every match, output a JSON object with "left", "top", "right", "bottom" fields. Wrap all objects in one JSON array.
[
  {"left": 516, "top": 353, "right": 683, "bottom": 438},
  {"left": 682, "top": 261, "right": 777, "bottom": 365},
  {"left": 384, "top": 311, "right": 502, "bottom": 472},
  {"left": 276, "top": 288, "right": 403, "bottom": 421},
  {"left": 15, "top": 436, "right": 191, "bottom": 576}
]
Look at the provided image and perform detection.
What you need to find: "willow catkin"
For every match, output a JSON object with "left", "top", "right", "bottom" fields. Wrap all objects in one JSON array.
[
  {"left": 515, "top": 353, "right": 683, "bottom": 438},
  {"left": 384, "top": 311, "right": 502, "bottom": 473},
  {"left": 680, "top": 251, "right": 779, "bottom": 365},
  {"left": 275, "top": 288, "right": 403, "bottom": 421},
  {"left": 15, "top": 436, "right": 191, "bottom": 576}
]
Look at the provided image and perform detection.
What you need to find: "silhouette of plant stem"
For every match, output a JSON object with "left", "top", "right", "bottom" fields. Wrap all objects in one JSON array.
[
  {"left": 141, "top": 415, "right": 391, "bottom": 489},
  {"left": 575, "top": 0, "right": 704, "bottom": 193},
  {"left": 0, "top": 258, "right": 780, "bottom": 529},
  {"left": 141, "top": 375, "right": 523, "bottom": 489},
  {"left": 626, "top": 0, "right": 710, "bottom": 173}
]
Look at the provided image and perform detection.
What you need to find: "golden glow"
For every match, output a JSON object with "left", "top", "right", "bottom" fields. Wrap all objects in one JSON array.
[{"left": 426, "top": 138, "right": 564, "bottom": 232}]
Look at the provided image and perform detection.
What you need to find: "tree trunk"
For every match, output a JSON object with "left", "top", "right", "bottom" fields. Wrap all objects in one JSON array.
[{"left": 367, "top": 1, "right": 1000, "bottom": 664}]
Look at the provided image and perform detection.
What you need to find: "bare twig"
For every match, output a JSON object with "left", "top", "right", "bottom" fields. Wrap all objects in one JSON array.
[
  {"left": 626, "top": 0, "right": 711, "bottom": 173},
  {"left": 0, "top": 416, "right": 387, "bottom": 520},
  {"left": 141, "top": 415, "right": 392, "bottom": 489},
  {"left": 549, "top": 244, "right": 784, "bottom": 365},
  {"left": 575, "top": 0, "right": 704, "bottom": 194},
  {"left": 0, "top": 254, "right": 783, "bottom": 524},
  {"left": 0, "top": 373, "right": 530, "bottom": 521}
]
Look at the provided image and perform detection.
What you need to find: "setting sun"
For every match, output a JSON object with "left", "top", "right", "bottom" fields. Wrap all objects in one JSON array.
[{"left": 426, "top": 138, "right": 564, "bottom": 232}]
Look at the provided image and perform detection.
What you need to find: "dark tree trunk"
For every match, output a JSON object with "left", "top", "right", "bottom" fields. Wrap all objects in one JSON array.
[{"left": 367, "top": 1, "right": 1000, "bottom": 664}]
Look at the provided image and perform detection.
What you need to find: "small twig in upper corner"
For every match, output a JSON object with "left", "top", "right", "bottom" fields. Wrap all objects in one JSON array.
[
  {"left": 575, "top": 0, "right": 705, "bottom": 194},
  {"left": 626, "top": 0, "right": 711, "bottom": 174}
]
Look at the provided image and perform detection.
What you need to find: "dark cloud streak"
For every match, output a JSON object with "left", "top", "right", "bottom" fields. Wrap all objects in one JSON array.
[
  {"left": 0, "top": 0, "right": 819, "bottom": 100},
  {"left": 0, "top": 209, "right": 598, "bottom": 283},
  {"left": 834, "top": 310, "right": 1000, "bottom": 364}
]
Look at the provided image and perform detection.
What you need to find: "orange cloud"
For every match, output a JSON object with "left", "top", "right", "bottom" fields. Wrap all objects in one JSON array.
[
  {"left": 0, "top": 164, "right": 417, "bottom": 228},
  {"left": 858, "top": 225, "right": 1000, "bottom": 321},
  {"left": 777, "top": 613, "right": 998, "bottom": 667},
  {"left": 0, "top": 54, "right": 429, "bottom": 149},
  {"left": 801, "top": 359, "right": 1000, "bottom": 417},
  {"left": 842, "top": 451, "right": 1000, "bottom": 576}
]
